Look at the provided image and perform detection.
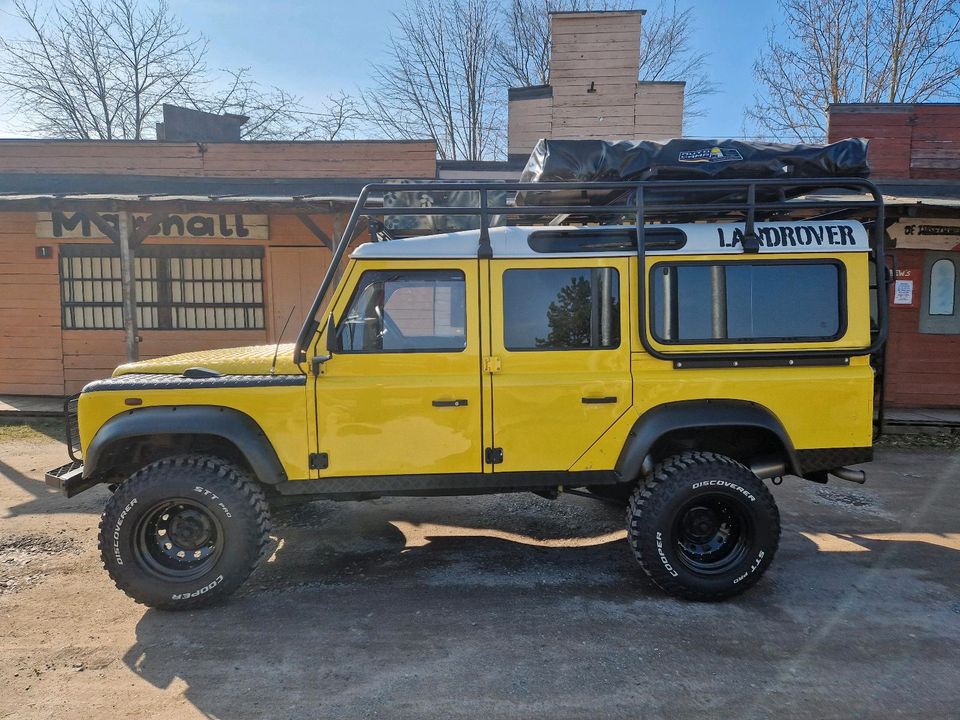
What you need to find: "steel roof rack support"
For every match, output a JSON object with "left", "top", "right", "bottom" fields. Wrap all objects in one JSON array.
[
  {"left": 741, "top": 184, "right": 760, "bottom": 253},
  {"left": 478, "top": 189, "right": 491, "bottom": 259}
]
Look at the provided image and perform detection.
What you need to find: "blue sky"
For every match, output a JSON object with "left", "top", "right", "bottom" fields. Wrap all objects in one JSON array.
[{"left": 0, "top": 0, "right": 779, "bottom": 140}]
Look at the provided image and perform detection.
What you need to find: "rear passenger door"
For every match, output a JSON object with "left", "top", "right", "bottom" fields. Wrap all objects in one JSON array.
[{"left": 487, "top": 258, "right": 633, "bottom": 472}]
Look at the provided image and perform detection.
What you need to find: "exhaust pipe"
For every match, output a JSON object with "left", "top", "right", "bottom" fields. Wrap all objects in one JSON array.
[
  {"left": 750, "top": 456, "right": 787, "bottom": 479},
  {"left": 830, "top": 466, "right": 866, "bottom": 484}
]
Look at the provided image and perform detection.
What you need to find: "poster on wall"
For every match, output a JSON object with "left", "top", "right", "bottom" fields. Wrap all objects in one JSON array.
[
  {"left": 890, "top": 268, "right": 920, "bottom": 308},
  {"left": 893, "top": 279, "right": 914, "bottom": 305}
]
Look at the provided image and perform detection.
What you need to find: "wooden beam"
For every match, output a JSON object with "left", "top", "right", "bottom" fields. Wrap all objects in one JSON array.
[
  {"left": 0, "top": 197, "right": 363, "bottom": 215},
  {"left": 296, "top": 213, "right": 333, "bottom": 249},
  {"left": 77, "top": 211, "right": 119, "bottom": 243},
  {"left": 130, "top": 212, "right": 168, "bottom": 248},
  {"left": 117, "top": 212, "right": 140, "bottom": 363}
]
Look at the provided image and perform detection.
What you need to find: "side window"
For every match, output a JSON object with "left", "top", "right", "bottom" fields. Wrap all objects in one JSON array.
[
  {"left": 336, "top": 269, "right": 467, "bottom": 353},
  {"left": 929, "top": 258, "right": 956, "bottom": 316},
  {"left": 651, "top": 262, "right": 843, "bottom": 343},
  {"left": 920, "top": 254, "right": 960, "bottom": 334},
  {"left": 502, "top": 267, "right": 620, "bottom": 351}
]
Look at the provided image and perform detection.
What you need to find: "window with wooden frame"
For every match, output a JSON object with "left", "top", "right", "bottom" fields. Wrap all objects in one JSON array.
[
  {"left": 920, "top": 252, "right": 960, "bottom": 335},
  {"left": 59, "top": 245, "right": 264, "bottom": 330}
]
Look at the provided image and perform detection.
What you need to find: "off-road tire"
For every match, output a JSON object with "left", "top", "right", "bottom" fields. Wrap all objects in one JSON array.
[
  {"left": 626, "top": 451, "right": 780, "bottom": 601},
  {"left": 98, "top": 454, "right": 271, "bottom": 610}
]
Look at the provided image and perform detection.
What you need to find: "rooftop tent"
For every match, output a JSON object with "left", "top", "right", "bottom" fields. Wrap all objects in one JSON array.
[{"left": 516, "top": 138, "right": 870, "bottom": 206}]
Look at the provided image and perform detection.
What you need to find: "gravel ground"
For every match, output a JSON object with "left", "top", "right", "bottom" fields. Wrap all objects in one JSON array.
[{"left": 0, "top": 426, "right": 958, "bottom": 719}]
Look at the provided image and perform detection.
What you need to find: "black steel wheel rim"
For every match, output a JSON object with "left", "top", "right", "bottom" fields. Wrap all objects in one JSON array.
[
  {"left": 672, "top": 494, "right": 751, "bottom": 575},
  {"left": 134, "top": 499, "right": 223, "bottom": 581}
]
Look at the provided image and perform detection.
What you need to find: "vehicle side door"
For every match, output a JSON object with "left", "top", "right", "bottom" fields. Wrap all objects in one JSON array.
[
  {"left": 487, "top": 258, "right": 633, "bottom": 472},
  {"left": 314, "top": 259, "right": 483, "bottom": 478}
]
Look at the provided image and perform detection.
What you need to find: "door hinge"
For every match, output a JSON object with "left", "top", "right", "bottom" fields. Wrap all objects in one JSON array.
[
  {"left": 483, "top": 355, "right": 502, "bottom": 374},
  {"left": 485, "top": 447, "right": 503, "bottom": 465},
  {"left": 309, "top": 452, "right": 329, "bottom": 470}
]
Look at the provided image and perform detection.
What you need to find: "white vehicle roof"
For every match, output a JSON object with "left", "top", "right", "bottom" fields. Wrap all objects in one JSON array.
[{"left": 351, "top": 221, "right": 869, "bottom": 260}]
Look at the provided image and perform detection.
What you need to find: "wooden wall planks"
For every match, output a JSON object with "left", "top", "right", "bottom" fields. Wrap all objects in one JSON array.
[
  {"left": 884, "top": 248, "right": 960, "bottom": 408},
  {"left": 0, "top": 140, "right": 437, "bottom": 179},
  {"left": 829, "top": 105, "right": 960, "bottom": 179},
  {"left": 0, "top": 213, "right": 64, "bottom": 395}
]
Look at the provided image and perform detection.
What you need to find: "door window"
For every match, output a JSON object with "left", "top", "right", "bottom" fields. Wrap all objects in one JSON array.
[
  {"left": 502, "top": 267, "right": 620, "bottom": 350},
  {"left": 336, "top": 269, "right": 467, "bottom": 352}
]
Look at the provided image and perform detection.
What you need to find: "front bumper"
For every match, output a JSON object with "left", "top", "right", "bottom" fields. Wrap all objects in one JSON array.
[{"left": 45, "top": 460, "right": 96, "bottom": 497}]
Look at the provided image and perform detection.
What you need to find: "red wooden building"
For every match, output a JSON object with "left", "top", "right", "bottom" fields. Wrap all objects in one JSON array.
[{"left": 830, "top": 104, "right": 960, "bottom": 409}]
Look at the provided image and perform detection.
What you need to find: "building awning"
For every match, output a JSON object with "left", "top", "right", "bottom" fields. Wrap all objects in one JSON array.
[
  {"left": 0, "top": 192, "right": 375, "bottom": 214},
  {"left": 0, "top": 174, "right": 956, "bottom": 215},
  {"left": 0, "top": 174, "right": 388, "bottom": 214}
]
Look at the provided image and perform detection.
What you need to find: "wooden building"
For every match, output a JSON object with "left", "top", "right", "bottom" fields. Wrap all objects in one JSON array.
[
  {"left": 0, "top": 139, "right": 436, "bottom": 395},
  {"left": 829, "top": 104, "right": 960, "bottom": 408}
]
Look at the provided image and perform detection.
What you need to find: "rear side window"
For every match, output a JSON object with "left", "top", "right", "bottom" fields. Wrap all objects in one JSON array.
[
  {"left": 503, "top": 267, "right": 620, "bottom": 350},
  {"left": 650, "top": 262, "right": 843, "bottom": 343}
]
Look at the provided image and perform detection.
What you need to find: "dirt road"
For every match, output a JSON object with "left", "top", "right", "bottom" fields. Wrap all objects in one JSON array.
[{"left": 1, "top": 425, "right": 959, "bottom": 719}]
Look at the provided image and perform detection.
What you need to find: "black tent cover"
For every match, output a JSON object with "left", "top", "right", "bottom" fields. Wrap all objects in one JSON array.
[{"left": 520, "top": 137, "right": 870, "bottom": 184}]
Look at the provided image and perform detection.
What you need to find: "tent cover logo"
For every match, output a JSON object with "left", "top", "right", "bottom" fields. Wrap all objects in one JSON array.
[{"left": 678, "top": 146, "right": 744, "bottom": 163}]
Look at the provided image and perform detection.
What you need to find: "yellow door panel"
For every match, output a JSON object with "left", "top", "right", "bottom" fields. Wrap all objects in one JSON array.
[
  {"left": 489, "top": 258, "right": 633, "bottom": 472},
  {"left": 314, "top": 259, "right": 483, "bottom": 478},
  {"left": 571, "top": 354, "right": 875, "bottom": 472}
]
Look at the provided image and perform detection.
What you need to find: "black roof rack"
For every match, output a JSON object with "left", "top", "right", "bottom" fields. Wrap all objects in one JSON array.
[{"left": 294, "top": 177, "right": 887, "bottom": 367}]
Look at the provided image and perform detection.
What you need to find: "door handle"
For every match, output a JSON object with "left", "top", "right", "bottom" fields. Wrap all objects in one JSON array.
[
  {"left": 432, "top": 399, "right": 469, "bottom": 407},
  {"left": 581, "top": 396, "right": 617, "bottom": 404}
]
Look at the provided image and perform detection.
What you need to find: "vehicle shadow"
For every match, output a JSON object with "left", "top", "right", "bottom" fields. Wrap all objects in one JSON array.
[
  {"left": 0, "top": 455, "right": 108, "bottom": 518},
  {"left": 117, "top": 491, "right": 960, "bottom": 720}
]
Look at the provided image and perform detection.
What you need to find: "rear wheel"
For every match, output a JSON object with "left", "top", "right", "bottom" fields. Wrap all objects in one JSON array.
[
  {"left": 98, "top": 454, "right": 271, "bottom": 610},
  {"left": 626, "top": 451, "right": 780, "bottom": 600}
]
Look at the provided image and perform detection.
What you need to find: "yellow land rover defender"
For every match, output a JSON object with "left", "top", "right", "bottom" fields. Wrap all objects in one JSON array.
[{"left": 47, "top": 165, "right": 889, "bottom": 609}]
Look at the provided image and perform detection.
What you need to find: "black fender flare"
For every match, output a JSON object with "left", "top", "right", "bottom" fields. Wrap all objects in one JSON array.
[
  {"left": 614, "top": 399, "right": 800, "bottom": 481},
  {"left": 83, "top": 406, "right": 287, "bottom": 484}
]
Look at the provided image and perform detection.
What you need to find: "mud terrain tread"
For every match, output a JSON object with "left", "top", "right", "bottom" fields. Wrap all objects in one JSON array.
[
  {"left": 98, "top": 454, "right": 271, "bottom": 610},
  {"left": 626, "top": 451, "right": 780, "bottom": 601}
]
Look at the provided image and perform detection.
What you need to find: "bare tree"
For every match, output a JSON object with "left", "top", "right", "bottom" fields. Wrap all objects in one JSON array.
[
  {"left": 495, "top": 0, "right": 631, "bottom": 88},
  {"left": 199, "top": 71, "right": 361, "bottom": 141},
  {"left": 0, "top": 0, "right": 205, "bottom": 139},
  {"left": 363, "top": 0, "right": 503, "bottom": 160},
  {"left": 0, "top": 0, "right": 362, "bottom": 141},
  {"left": 636, "top": 1, "right": 716, "bottom": 121},
  {"left": 494, "top": 0, "right": 717, "bottom": 121},
  {"left": 748, "top": 0, "right": 960, "bottom": 142},
  {"left": 308, "top": 91, "right": 364, "bottom": 141},
  {"left": 878, "top": 0, "right": 960, "bottom": 102}
]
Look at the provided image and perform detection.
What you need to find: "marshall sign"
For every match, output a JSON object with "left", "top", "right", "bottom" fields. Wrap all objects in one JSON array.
[{"left": 36, "top": 212, "right": 269, "bottom": 241}]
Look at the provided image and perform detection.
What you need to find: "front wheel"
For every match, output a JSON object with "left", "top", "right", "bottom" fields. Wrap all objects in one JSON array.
[
  {"left": 98, "top": 454, "right": 271, "bottom": 610},
  {"left": 626, "top": 451, "right": 780, "bottom": 601}
]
